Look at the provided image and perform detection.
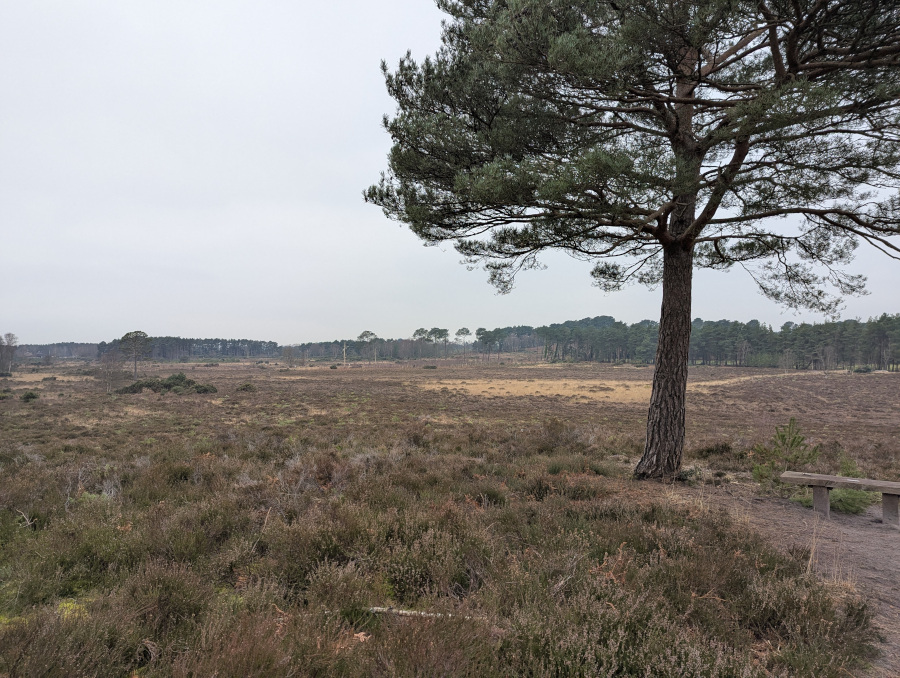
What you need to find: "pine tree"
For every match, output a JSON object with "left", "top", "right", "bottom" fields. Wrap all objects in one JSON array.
[{"left": 367, "top": 0, "right": 900, "bottom": 477}]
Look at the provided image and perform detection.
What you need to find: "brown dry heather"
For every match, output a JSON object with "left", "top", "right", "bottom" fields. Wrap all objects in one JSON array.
[{"left": 0, "top": 360, "right": 896, "bottom": 676}]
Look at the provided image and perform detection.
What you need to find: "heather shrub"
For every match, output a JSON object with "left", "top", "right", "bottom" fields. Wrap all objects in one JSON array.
[
  {"left": 8, "top": 501, "right": 146, "bottom": 609},
  {"left": 119, "top": 560, "right": 213, "bottom": 635},
  {"left": 0, "top": 602, "right": 140, "bottom": 677},
  {"left": 168, "top": 610, "right": 303, "bottom": 678},
  {"left": 689, "top": 441, "right": 750, "bottom": 471},
  {"left": 0, "top": 372, "right": 877, "bottom": 676},
  {"left": 116, "top": 372, "right": 216, "bottom": 395}
]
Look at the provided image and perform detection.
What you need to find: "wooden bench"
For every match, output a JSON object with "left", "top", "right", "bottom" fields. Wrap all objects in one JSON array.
[{"left": 780, "top": 471, "right": 900, "bottom": 527}]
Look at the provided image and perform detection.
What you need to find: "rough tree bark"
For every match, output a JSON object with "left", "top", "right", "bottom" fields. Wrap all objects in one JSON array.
[{"left": 635, "top": 244, "right": 695, "bottom": 478}]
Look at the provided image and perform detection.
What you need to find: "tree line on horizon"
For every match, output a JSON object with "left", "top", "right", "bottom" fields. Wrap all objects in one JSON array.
[
  {"left": 532, "top": 314, "right": 900, "bottom": 371},
  {"left": 285, "top": 314, "right": 900, "bottom": 371},
  {"left": 274, "top": 314, "right": 897, "bottom": 371},
  {"left": 8, "top": 313, "right": 899, "bottom": 372}
]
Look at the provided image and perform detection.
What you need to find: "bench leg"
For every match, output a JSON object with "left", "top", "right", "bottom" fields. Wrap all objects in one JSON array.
[
  {"left": 813, "top": 486, "right": 831, "bottom": 519},
  {"left": 883, "top": 494, "right": 899, "bottom": 528}
]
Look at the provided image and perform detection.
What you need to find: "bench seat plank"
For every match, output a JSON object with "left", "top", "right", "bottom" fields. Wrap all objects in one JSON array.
[
  {"left": 780, "top": 471, "right": 900, "bottom": 495},
  {"left": 780, "top": 471, "right": 900, "bottom": 527}
]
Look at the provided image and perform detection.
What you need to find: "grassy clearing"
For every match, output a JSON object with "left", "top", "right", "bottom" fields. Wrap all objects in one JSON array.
[{"left": 0, "top": 361, "right": 889, "bottom": 676}]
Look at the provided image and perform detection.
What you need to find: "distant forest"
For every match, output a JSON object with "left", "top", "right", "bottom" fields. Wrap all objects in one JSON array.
[
  {"left": 530, "top": 315, "right": 900, "bottom": 371},
  {"left": 18, "top": 338, "right": 281, "bottom": 362},
  {"left": 13, "top": 313, "right": 900, "bottom": 371},
  {"left": 99, "top": 337, "right": 281, "bottom": 361},
  {"left": 290, "top": 314, "right": 900, "bottom": 371}
]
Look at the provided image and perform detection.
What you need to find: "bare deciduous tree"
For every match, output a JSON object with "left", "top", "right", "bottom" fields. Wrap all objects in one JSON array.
[
  {"left": 0, "top": 333, "right": 18, "bottom": 374},
  {"left": 282, "top": 346, "right": 296, "bottom": 368},
  {"left": 98, "top": 349, "right": 126, "bottom": 394}
]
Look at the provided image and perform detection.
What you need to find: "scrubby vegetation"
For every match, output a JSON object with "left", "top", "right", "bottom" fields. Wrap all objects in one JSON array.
[
  {"left": 0, "top": 428, "right": 874, "bottom": 676},
  {"left": 0, "top": 361, "right": 889, "bottom": 675},
  {"left": 116, "top": 373, "right": 217, "bottom": 395},
  {"left": 747, "top": 419, "right": 881, "bottom": 515}
]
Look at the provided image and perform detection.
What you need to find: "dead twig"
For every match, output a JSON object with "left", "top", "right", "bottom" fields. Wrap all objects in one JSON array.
[{"left": 16, "top": 510, "right": 35, "bottom": 528}]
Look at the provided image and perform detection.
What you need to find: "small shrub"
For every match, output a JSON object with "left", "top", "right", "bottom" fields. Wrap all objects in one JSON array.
[
  {"left": 41, "top": 376, "right": 57, "bottom": 381},
  {"left": 831, "top": 489, "right": 879, "bottom": 514},
  {"left": 752, "top": 418, "right": 819, "bottom": 493},
  {"left": 532, "top": 418, "right": 583, "bottom": 454},
  {"left": 0, "top": 603, "right": 140, "bottom": 676},
  {"left": 329, "top": 364, "right": 339, "bottom": 369},
  {"left": 20, "top": 391, "right": 39, "bottom": 402},
  {"left": 690, "top": 441, "right": 748, "bottom": 471},
  {"left": 522, "top": 475, "right": 556, "bottom": 501},
  {"left": 236, "top": 382, "right": 257, "bottom": 392},
  {"left": 117, "top": 373, "right": 216, "bottom": 395},
  {"left": 853, "top": 365, "right": 872, "bottom": 373},
  {"left": 693, "top": 441, "right": 731, "bottom": 459},
  {"left": 120, "top": 560, "right": 213, "bottom": 635},
  {"left": 674, "top": 466, "right": 702, "bottom": 483},
  {"left": 423, "top": 365, "right": 438, "bottom": 370}
]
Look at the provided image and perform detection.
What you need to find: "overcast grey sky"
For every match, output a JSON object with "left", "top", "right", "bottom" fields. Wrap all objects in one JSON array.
[{"left": 1, "top": 1, "right": 896, "bottom": 345}]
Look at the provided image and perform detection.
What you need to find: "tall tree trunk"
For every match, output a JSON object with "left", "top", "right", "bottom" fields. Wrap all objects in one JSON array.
[{"left": 634, "top": 243, "right": 694, "bottom": 478}]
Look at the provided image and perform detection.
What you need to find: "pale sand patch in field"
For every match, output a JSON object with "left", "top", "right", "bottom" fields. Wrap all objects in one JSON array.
[
  {"left": 687, "top": 372, "right": 803, "bottom": 391},
  {"left": 419, "top": 378, "right": 653, "bottom": 403},
  {"left": 8, "top": 374, "right": 86, "bottom": 383},
  {"left": 419, "top": 372, "right": 798, "bottom": 403}
]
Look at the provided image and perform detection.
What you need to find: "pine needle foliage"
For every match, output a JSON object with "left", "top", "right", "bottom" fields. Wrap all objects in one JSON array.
[
  {"left": 752, "top": 417, "right": 820, "bottom": 491},
  {"left": 367, "top": 0, "right": 900, "bottom": 477}
]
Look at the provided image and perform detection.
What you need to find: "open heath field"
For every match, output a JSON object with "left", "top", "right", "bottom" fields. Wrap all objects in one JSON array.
[{"left": 0, "top": 360, "right": 897, "bottom": 676}]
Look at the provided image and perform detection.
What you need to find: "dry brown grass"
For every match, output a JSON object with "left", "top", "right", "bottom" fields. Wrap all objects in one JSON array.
[
  {"left": 0, "top": 358, "right": 892, "bottom": 676},
  {"left": 419, "top": 377, "right": 653, "bottom": 402},
  {"left": 6, "top": 373, "right": 87, "bottom": 383},
  {"left": 1, "top": 360, "right": 898, "bottom": 477}
]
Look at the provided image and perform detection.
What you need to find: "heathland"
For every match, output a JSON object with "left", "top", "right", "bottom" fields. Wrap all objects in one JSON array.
[{"left": 0, "top": 358, "right": 897, "bottom": 676}]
